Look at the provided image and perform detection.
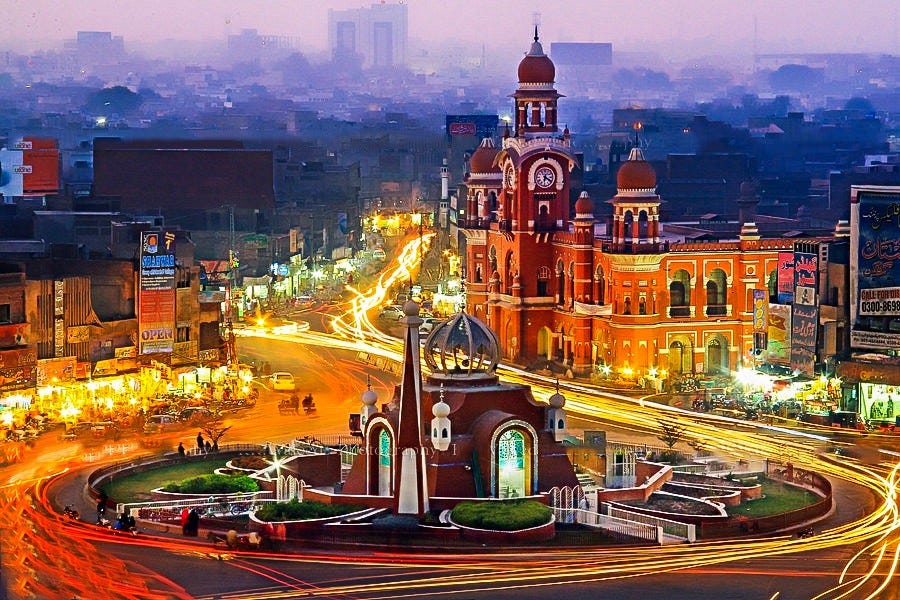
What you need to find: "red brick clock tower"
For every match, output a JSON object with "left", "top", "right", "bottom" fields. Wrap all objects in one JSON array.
[{"left": 463, "top": 29, "right": 577, "bottom": 365}]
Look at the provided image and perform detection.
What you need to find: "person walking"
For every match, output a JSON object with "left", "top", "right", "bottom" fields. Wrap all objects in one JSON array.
[
  {"left": 180, "top": 507, "right": 190, "bottom": 535},
  {"left": 196, "top": 432, "right": 204, "bottom": 452},
  {"left": 177, "top": 442, "right": 186, "bottom": 458}
]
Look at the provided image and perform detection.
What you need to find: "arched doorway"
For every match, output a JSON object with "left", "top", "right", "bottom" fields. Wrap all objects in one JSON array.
[
  {"left": 496, "top": 429, "right": 529, "bottom": 499},
  {"left": 377, "top": 429, "right": 392, "bottom": 496},
  {"left": 706, "top": 336, "right": 729, "bottom": 375},
  {"left": 536, "top": 326, "right": 553, "bottom": 360},
  {"left": 668, "top": 340, "right": 693, "bottom": 374},
  {"left": 706, "top": 268, "right": 727, "bottom": 316}
]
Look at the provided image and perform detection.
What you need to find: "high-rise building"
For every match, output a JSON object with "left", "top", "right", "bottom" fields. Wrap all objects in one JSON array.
[{"left": 328, "top": 3, "right": 408, "bottom": 69}]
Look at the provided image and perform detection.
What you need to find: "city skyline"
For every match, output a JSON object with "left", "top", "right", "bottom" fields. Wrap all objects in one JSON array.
[{"left": 1, "top": 0, "right": 898, "bottom": 59}]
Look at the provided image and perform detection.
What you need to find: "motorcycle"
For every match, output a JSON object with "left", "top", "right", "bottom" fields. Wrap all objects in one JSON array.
[{"left": 63, "top": 505, "right": 80, "bottom": 521}]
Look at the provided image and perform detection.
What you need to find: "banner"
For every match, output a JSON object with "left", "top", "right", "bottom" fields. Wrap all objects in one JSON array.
[
  {"left": 851, "top": 190, "right": 900, "bottom": 350},
  {"left": 793, "top": 251, "right": 818, "bottom": 306},
  {"left": 766, "top": 303, "right": 791, "bottom": 363},
  {"left": 776, "top": 252, "right": 795, "bottom": 304},
  {"left": 139, "top": 231, "right": 177, "bottom": 354},
  {"left": 790, "top": 304, "right": 818, "bottom": 377},
  {"left": 752, "top": 289, "right": 768, "bottom": 333}
]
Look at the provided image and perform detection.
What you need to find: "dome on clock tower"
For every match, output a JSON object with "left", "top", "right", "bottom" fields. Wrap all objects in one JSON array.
[{"left": 517, "top": 29, "right": 555, "bottom": 85}]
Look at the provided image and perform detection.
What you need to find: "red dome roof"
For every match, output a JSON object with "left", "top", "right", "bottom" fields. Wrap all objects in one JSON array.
[
  {"left": 517, "top": 34, "right": 555, "bottom": 84},
  {"left": 616, "top": 148, "right": 656, "bottom": 190},
  {"left": 469, "top": 138, "right": 500, "bottom": 173},
  {"left": 574, "top": 191, "right": 593, "bottom": 216}
]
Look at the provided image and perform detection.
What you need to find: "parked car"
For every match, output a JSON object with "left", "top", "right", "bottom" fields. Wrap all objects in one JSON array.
[
  {"left": 179, "top": 407, "right": 212, "bottom": 424},
  {"left": 379, "top": 305, "right": 404, "bottom": 321},
  {"left": 419, "top": 317, "right": 442, "bottom": 335},
  {"left": 143, "top": 414, "right": 178, "bottom": 434},
  {"left": 271, "top": 372, "right": 296, "bottom": 391}
]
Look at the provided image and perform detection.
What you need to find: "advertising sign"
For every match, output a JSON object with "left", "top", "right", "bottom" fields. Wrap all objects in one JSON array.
[
  {"left": 766, "top": 303, "right": 791, "bottom": 363},
  {"left": 0, "top": 139, "right": 59, "bottom": 196},
  {"left": 851, "top": 189, "right": 900, "bottom": 350},
  {"left": 139, "top": 231, "right": 177, "bottom": 355},
  {"left": 790, "top": 304, "right": 818, "bottom": 377},
  {"left": 445, "top": 114, "right": 499, "bottom": 140},
  {"left": 793, "top": 251, "right": 818, "bottom": 306},
  {"left": 752, "top": 289, "right": 768, "bottom": 333},
  {"left": 37, "top": 356, "right": 76, "bottom": 385},
  {"left": 776, "top": 252, "right": 795, "bottom": 304},
  {"left": 0, "top": 149, "right": 25, "bottom": 196}
]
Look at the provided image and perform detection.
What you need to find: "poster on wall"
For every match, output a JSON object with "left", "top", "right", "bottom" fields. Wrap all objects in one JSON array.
[
  {"left": 139, "top": 231, "right": 177, "bottom": 355},
  {"left": 766, "top": 303, "right": 791, "bottom": 364},
  {"left": 776, "top": 252, "right": 795, "bottom": 304},
  {"left": 793, "top": 252, "right": 818, "bottom": 306},
  {"left": 851, "top": 189, "right": 900, "bottom": 350},
  {"left": 790, "top": 304, "right": 818, "bottom": 377}
]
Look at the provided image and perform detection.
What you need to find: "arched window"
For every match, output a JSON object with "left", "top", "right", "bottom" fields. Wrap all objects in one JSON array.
[
  {"left": 638, "top": 210, "right": 650, "bottom": 241},
  {"left": 767, "top": 269, "right": 777, "bottom": 302},
  {"left": 623, "top": 210, "right": 635, "bottom": 243},
  {"left": 556, "top": 259, "right": 565, "bottom": 305},
  {"left": 377, "top": 429, "right": 392, "bottom": 496},
  {"left": 639, "top": 296, "right": 647, "bottom": 315},
  {"left": 475, "top": 264, "right": 483, "bottom": 284},
  {"left": 669, "top": 269, "right": 691, "bottom": 317},
  {"left": 497, "top": 429, "right": 527, "bottom": 499},
  {"left": 706, "top": 268, "right": 727, "bottom": 316},
  {"left": 537, "top": 266, "right": 551, "bottom": 297},
  {"left": 504, "top": 251, "right": 515, "bottom": 292},
  {"left": 489, "top": 246, "right": 498, "bottom": 275},
  {"left": 595, "top": 265, "right": 606, "bottom": 304},
  {"left": 567, "top": 261, "right": 575, "bottom": 307},
  {"left": 624, "top": 297, "right": 632, "bottom": 315}
]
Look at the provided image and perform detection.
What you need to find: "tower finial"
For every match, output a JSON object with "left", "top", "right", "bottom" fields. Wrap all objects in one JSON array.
[
  {"left": 534, "top": 25, "right": 539, "bottom": 43},
  {"left": 366, "top": 374, "right": 371, "bottom": 390}
]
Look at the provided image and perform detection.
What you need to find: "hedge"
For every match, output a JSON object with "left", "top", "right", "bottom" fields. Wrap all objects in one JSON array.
[
  {"left": 451, "top": 499, "right": 552, "bottom": 531},
  {"left": 254, "top": 498, "right": 364, "bottom": 522},
  {"left": 162, "top": 473, "right": 259, "bottom": 494}
]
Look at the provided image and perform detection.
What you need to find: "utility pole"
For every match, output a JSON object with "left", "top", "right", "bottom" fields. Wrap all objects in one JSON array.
[{"left": 223, "top": 206, "right": 236, "bottom": 366}]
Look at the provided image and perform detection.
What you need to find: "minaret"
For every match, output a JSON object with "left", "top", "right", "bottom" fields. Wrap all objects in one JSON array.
[{"left": 393, "top": 300, "right": 429, "bottom": 515}]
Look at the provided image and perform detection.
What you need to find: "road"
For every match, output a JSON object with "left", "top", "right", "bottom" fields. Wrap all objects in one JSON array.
[{"left": 3, "top": 232, "right": 899, "bottom": 599}]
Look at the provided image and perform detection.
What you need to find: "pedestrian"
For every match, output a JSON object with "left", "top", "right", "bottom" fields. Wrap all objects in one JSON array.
[
  {"left": 204, "top": 440, "right": 212, "bottom": 453},
  {"left": 180, "top": 507, "right": 190, "bottom": 535},
  {"left": 187, "top": 508, "right": 200, "bottom": 537},
  {"left": 196, "top": 431, "right": 204, "bottom": 452},
  {"left": 96, "top": 489, "right": 108, "bottom": 520},
  {"left": 177, "top": 442, "right": 185, "bottom": 457}
]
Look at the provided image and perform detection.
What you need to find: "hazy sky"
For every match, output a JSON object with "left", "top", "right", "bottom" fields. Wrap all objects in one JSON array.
[{"left": 2, "top": 0, "right": 898, "bottom": 56}]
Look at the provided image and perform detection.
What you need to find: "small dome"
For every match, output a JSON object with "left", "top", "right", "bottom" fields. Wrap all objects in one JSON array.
[
  {"left": 574, "top": 191, "right": 594, "bottom": 216},
  {"left": 432, "top": 399, "right": 450, "bottom": 418},
  {"left": 469, "top": 138, "right": 500, "bottom": 173},
  {"left": 616, "top": 148, "right": 656, "bottom": 191},
  {"left": 548, "top": 391, "right": 566, "bottom": 409},
  {"left": 740, "top": 181, "right": 756, "bottom": 197},
  {"left": 361, "top": 388, "right": 378, "bottom": 406},
  {"left": 423, "top": 312, "right": 501, "bottom": 377},
  {"left": 517, "top": 31, "right": 555, "bottom": 84},
  {"left": 403, "top": 300, "right": 420, "bottom": 316}
]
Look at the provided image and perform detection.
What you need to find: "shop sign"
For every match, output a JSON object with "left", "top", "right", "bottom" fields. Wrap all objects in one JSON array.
[
  {"left": 790, "top": 304, "right": 818, "bottom": 378},
  {"left": 837, "top": 360, "right": 900, "bottom": 385}
]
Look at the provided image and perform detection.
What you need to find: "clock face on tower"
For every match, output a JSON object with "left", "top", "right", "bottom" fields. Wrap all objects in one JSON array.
[
  {"left": 535, "top": 166, "right": 556, "bottom": 188},
  {"left": 504, "top": 167, "right": 516, "bottom": 189}
]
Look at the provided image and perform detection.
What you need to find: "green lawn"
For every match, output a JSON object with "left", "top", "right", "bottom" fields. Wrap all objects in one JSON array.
[
  {"left": 101, "top": 457, "right": 229, "bottom": 503},
  {"left": 726, "top": 478, "right": 819, "bottom": 518}
]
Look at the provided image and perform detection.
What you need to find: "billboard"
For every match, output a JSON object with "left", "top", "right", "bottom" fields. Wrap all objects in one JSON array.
[
  {"left": 445, "top": 115, "right": 499, "bottom": 140},
  {"left": 776, "top": 252, "right": 795, "bottom": 304},
  {"left": 766, "top": 303, "right": 791, "bottom": 363},
  {"left": 793, "top": 251, "right": 818, "bottom": 306},
  {"left": 790, "top": 304, "right": 818, "bottom": 377},
  {"left": 139, "top": 231, "right": 177, "bottom": 355},
  {"left": 850, "top": 188, "right": 900, "bottom": 350},
  {"left": 0, "top": 138, "right": 59, "bottom": 197}
]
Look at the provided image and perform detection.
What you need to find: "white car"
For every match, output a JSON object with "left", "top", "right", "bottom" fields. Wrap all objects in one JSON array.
[
  {"left": 419, "top": 317, "right": 442, "bottom": 335},
  {"left": 271, "top": 372, "right": 295, "bottom": 391},
  {"left": 379, "top": 305, "right": 405, "bottom": 321}
]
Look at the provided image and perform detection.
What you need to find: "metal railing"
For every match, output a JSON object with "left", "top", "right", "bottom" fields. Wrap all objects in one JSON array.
[
  {"left": 563, "top": 508, "right": 662, "bottom": 543},
  {"left": 605, "top": 505, "right": 696, "bottom": 542},
  {"left": 119, "top": 490, "right": 275, "bottom": 520},
  {"left": 276, "top": 438, "right": 359, "bottom": 468}
]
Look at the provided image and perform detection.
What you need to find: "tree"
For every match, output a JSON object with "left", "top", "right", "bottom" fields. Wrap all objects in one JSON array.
[
  {"left": 657, "top": 419, "right": 686, "bottom": 462},
  {"left": 84, "top": 85, "right": 143, "bottom": 114},
  {"left": 199, "top": 414, "right": 231, "bottom": 452}
]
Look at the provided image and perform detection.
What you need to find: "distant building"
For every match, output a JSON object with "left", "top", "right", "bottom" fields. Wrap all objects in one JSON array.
[
  {"left": 550, "top": 42, "right": 613, "bottom": 95},
  {"left": 328, "top": 3, "right": 408, "bottom": 68},
  {"left": 226, "top": 29, "right": 296, "bottom": 63}
]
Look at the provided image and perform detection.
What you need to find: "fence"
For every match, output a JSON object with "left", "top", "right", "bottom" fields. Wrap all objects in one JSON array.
[
  {"left": 119, "top": 490, "right": 275, "bottom": 521},
  {"left": 573, "top": 509, "right": 663, "bottom": 544},
  {"left": 276, "top": 438, "right": 358, "bottom": 468},
  {"left": 605, "top": 505, "right": 696, "bottom": 542}
]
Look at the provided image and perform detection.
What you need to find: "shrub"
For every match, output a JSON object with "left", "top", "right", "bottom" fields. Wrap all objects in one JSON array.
[
  {"left": 230, "top": 455, "right": 271, "bottom": 471},
  {"left": 162, "top": 473, "right": 258, "bottom": 494},
  {"left": 254, "top": 499, "right": 364, "bottom": 522},
  {"left": 451, "top": 499, "right": 552, "bottom": 531}
]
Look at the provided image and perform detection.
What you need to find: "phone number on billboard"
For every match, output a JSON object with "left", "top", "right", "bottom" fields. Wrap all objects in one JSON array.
[{"left": 860, "top": 299, "right": 900, "bottom": 314}]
